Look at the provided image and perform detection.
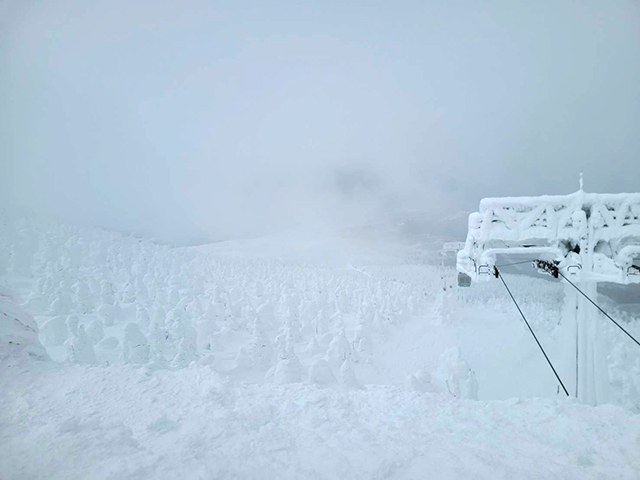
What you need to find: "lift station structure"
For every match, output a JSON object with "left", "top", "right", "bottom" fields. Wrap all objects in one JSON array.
[{"left": 457, "top": 184, "right": 640, "bottom": 405}]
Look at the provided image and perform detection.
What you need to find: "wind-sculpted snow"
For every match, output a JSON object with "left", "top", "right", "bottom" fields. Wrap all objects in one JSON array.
[{"left": 0, "top": 209, "right": 639, "bottom": 478}]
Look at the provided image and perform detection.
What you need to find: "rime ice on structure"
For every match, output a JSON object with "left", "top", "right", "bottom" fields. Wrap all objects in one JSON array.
[
  {"left": 457, "top": 189, "right": 640, "bottom": 284},
  {"left": 457, "top": 186, "right": 640, "bottom": 406}
]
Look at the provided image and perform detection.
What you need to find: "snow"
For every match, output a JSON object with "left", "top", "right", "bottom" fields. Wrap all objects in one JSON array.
[
  {"left": 0, "top": 208, "right": 639, "bottom": 478},
  {"left": 1, "top": 364, "right": 639, "bottom": 480}
]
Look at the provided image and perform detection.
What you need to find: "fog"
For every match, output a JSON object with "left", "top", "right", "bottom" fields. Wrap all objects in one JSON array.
[{"left": 2, "top": 0, "right": 639, "bottom": 244}]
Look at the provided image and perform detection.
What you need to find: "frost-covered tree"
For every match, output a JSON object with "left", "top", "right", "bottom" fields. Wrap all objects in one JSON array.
[
  {"left": 96, "top": 336, "right": 119, "bottom": 350},
  {"left": 168, "top": 286, "right": 181, "bottom": 307},
  {"left": 284, "top": 311, "right": 303, "bottom": 345},
  {"left": 49, "top": 289, "right": 73, "bottom": 315},
  {"left": 135, "top": 280, "right": 149, "bottom": 305},
  {"left": 122, "top": 282, "right": 136, "bottom": 304},
  {"left": 195, "top": 306, "right": 218, "bottom": 351},
  {"left": 434, "top": 347, "right": 475, "bottom": 399},
  {"left": 462, "top": 369, "right": 479, "bottom": 400},
  {"left": 151, "top": 304, "right": 166, "bottom": 328},
  {"left": 65, "top": 315, "right": 79, "bottom": 338},
  {"left": 405, "top": 367, "right": 436, "bottom": 393},
  {"left": 39, "top": 315, "right": 69, "bottom": 347},
  {"left": 353, "top": 324, "right": 374, "bottom": 364},
  {"left": 247, "top": 316, "right": 274, "bottom": 371},
  {"left": 233, "top": 345, "right": 252, "bottom": 371},
  {"left": 325, "top": 326, "right": 350, "bottom": 372},
  {"left": 172, "top": 326, "right": 199, "bottom": 368},
  {"left": 88, "top": 277, "right": 101, "bottom": 297},
  {"left": 97, "top": 304, "right": 116, "bottom": 327},
  {"left": 121, "top": 322, "right": 150, "bottom": 365},
  {"left": 22, "top": 278, "right": 50, "bottom": 314},
  {"left": 73, "top": 280, "right": 93, "bottom": 314},
  {"left": 65, "top": 325, "right": 96, "bottom": 364},
  {"left": 86, "top": 319, "right": 104, "bottom": 345},
  {"left": 100, "top": 281, "right": 116, "bottom": 306},
  {"left": 339, "top": 357, "right": 361, "bottom": 390},
  {"left": 168, "top": 308, "right": 186, "bottom": 343},
  {"left": 147, "top": 319, "right": 167, "bottom": 357},
  {"left": 136, "top": 305, "right": 150, "bottom": 335},
  {"left": 273, "top": 339, "right": 304, "bottom": 384},
  {"left": 186, "top": 297, "right": 204, "bottom": 319},
  {"left": 305, "top": 335, "right": 323, "bottom": 357},
  {"left": 256, "top": 302, "right": 276, "bottom": 331},
  {"left": 308, "top": 358, "right": 336, "bottom": 385}
]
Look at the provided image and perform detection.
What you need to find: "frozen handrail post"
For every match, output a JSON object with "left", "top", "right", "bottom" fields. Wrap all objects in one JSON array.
[
  {"left": 441, "top": 241, "right": 466, "bottom": 287},
  {"left": 456, "top": 188, "right": 640, "bottom": 405},
  {"left": 439, "top": 241, "right": 468, "bottom": 307}
]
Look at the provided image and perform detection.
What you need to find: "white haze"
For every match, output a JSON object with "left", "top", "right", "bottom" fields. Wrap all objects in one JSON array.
[{"left": 2, "top": 0, "right": 639, "bottom": 244}]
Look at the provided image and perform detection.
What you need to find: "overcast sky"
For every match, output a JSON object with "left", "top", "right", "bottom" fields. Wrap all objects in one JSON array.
[{"left": 2, "top": 0, "right": 639, "bottom": 244}]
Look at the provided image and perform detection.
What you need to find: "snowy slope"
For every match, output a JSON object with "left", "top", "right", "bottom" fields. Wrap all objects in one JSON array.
[{"left": 0, "top": 208, "right": 639, "bottom": 479}]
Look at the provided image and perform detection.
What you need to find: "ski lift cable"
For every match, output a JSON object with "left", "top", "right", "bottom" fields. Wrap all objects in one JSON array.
[
  {"left": 557, "top": 271, "right": 640, "bottom": 348},
  {"left": 494, "top": 259, "right": 538, "bottom": 268},
  {"left": 494, "top": 266, "right": 570, "bottom": 397}
]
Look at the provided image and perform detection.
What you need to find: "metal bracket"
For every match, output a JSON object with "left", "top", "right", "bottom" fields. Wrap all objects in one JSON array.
[{"left": 534, "top": 260, "right": 559, "bottom": 278}]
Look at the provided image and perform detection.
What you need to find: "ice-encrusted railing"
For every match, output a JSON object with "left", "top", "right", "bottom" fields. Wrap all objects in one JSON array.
[{"left": 457, "top": 190, "right": 640, "bottom": 284}]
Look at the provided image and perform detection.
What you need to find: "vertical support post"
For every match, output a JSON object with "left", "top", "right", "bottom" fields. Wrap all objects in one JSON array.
[
  {"left": 560, "top": 281, "right": 579, "bottom": 398},
  {"left": 561, "top": 279, "right": 609, "bottom": 405},
  {"left": 562, "top": 280, "right": 609, "bottom": 406},
  {"left": 576, "top": 280, "right": 595, "bottom": 404}
]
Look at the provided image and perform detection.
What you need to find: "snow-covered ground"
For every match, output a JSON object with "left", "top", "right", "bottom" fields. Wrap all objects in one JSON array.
[{"left": 1, "top": 209, "right": 639, "bottom": 479}]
